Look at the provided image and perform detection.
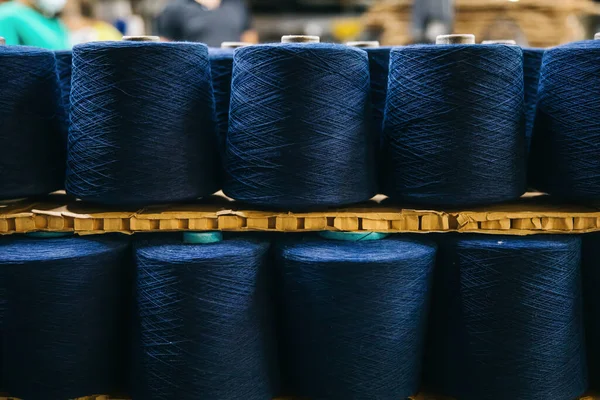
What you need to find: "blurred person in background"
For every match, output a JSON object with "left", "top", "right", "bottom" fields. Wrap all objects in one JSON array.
[
  {"left": 62, "top": 0, "right": 121, "bottom": 45},
  {"left": 155, "top": 0, "right": 258, "bottom": 46},
  {"left": 0, "top": 0, "right": 69, "bottom": 48},
  {"left": 412, "top": 0, "right": 454, "bottom": 43}
]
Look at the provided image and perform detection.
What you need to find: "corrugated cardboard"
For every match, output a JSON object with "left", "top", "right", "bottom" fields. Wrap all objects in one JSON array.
[{"left": 2, "top": 193, "right": 600, "bottom": 236}]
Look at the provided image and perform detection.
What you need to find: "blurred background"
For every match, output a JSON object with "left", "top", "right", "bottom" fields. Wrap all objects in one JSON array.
[{"left": 1, "top": 0, "right": 600, "bottom": 49}]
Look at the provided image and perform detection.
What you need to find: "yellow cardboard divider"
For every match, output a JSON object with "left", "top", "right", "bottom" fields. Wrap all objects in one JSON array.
[{"left": 1, "top": 193, "right": 600, "bottom": 236}]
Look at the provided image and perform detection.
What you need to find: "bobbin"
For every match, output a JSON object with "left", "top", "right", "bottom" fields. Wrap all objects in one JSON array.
[
  {"left": 320, "top": 231, "right": 389, "bottom": 241},
  {"left": 0, "top": 37, "right": 5, "bottom": 45},
  {"left": 183, "top": 231, "right": 223, "bottom": 244},
  {"left": 281, "top": 35, "right": 320, "bottom": 43},
  {"left": 122, "top": 36, "right": 160, "bottom": 42},
  {"left": 346, "top": 41, "right": 380, "bottom": 48},
  {"left": 482, "top": 40, "right": 517, "bottom": 45},
  {"left": 595, "top": 32, "right": 600, "bottom": 40},
  {"left": 436, "top": 34, "right": 475, "bottom": 45},
  {"left": 221, "top": 42, "right": 251, "bottom": 49}
]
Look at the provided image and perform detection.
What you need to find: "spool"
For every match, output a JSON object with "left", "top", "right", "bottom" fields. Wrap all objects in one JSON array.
[
  {"left": 278, "top": 235, "right": 436, "bottom": 399},
  {"left": 595, "top": 32, "right": 600, "bottom": 40},
  {"left": 528, "top": 40, "right": 600, "bottom": 201},
  {"left": 122, "top": 36, "right": 160, "bottom": 42},
  {"left": 281, "top": 35, "right": 320, "bottom": 43},
  {"left": 383, "top": 37, "right": 526, "bottom": 206},
  {"left": 346, "top": 41, "right": 380, "bottom": 48},
  {"left": 436, "top": 34, "right": 475, "bottom": 45},
  {"left": 319, "top": 231, "right": 389, "bottom": 241},
  {"left": 25, "top": 231, "right": 73, "bottom": 238},
  {"left": 0, "top": 45, "right": 65, "bottom": 200},
  {"left": 0, "top": 235, "right": 131, "bottom": 400},
  {"left": 183, "top": 231, "right": 222, "bottom": 244},
  {"left": 0, "top": 37, "right": 5, "bottom": 45},
  {"left": 134, "top": 235, "right": 278, "bottom": 400},
  {"left": 67, "top": 40, "right": 218, "bottom": 205},
  {"left": 224, "top": 40, "right": 376, "bottom": 208},
  {"left": 482, "top": 40, "right": 517, "bottom": 45},
  {"left": 221, "top": 42, "right": 251, "bottom": 49},
  {"left": 424, "top": 235, "right": 587, "bottom": 400}
]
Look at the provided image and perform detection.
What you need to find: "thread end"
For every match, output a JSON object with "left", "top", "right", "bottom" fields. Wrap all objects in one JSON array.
[
  {"left": 183, "top": 231, "right": 223, "bottom": 244},
  {"left": 221, "top": 42, "right": 252, "bottom": 49},
  {"left": 346, "top": 41, "right": 380, "bottom": 48},
  {"left": 436, "top": 34, "right": 475, "bottom": 45},
  {"left": 281, "top": 35, "right": 320, "bottom": 44},
  {"left": 319, "top": 231, "right": 389, "bottom": 241},
  {"left": 122, "top": 36, "right": 160, "bottom": 42},
  {"left": 482, "top": 40, "right": 517, "bottom": 45}
]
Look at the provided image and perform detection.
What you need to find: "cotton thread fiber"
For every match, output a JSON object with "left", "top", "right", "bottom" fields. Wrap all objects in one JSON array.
[
  {"left": 277, "top": 235, "right": 436, "bottom": 399},
  {"left": 133, "top": 235, "right": 279, "bottom": 400},
  {"left": 67, "top": 41, "right": 218, "bottom": 206},
  {"left": 529, "top": 40, "right": 600, "bottom": 201},
  {"left": 224, "top": 43, "right": 376, "bottom": 209},
  {"left": 0, "top": 235, "right": 131, "bottom": 400},
  {"left": 383, "top": 44, "right": 526, "bottom": 206},
  {"left": 423, "top": 235, "right": 587, "bottom": 400},
  {"left": 55, "top": 50, "right": 72, "bottom": 139},
  {"left": 0, "top": 46, "right": 65, "bottom": 200}
]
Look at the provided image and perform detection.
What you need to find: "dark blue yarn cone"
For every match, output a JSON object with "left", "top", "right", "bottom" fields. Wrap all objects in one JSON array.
[
  {"left": 133, "top": 234, "right": 279, "bottom": 400},
  {"left": 67, "top": 41, "right": 219, "bottom": 206},
  {"left": 276, "top": 235, "right": 436, "bottom": 400},
  {"left": 0, "top": 46, "right": 65, "bottom": 200},
  {"left": 55, "top": 50, "right": 72, "bottom": 140},
  {"left": 383, "top": 44, "right": 526, "bottom": 206},
  {"left": 523, "top": 48, "right": 544, "bottom": 153},
  {"left": 224, "top": 43, "right": 377, "bottom": 209},
  {"left": 0, "top": 235, "right": 131, "bottom": 400},
  {"left": 423, "top": 234, "right": 587, "bottom": 400},
  {"left": 529, "top": 40, "right": 600, "bottom": 201},
  {"left": 582, "top": 233, "right": 600, "bottom": 391}
]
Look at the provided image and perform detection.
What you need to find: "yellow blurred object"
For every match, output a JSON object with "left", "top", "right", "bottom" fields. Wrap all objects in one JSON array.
[
  {"left": 332, "top": 18, "right": 363, "bottom": 42},
  {"left": 364, "top": 0, "right": 600, "bottom": 46}
]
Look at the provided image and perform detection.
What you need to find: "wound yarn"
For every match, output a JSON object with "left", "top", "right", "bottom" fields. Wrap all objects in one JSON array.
[
  {"left": 0, "top": 235, "right": 131, "bottom": 400},
  {"left": 424, "top": 235, "right": 587, "bottom": 400},
  {"left": 55, "top": 50, "right": 72, "bottom": 139},
  {"left": 67, "top": 41, "right": 219, "bottom": 206},
  {"left": 277, "top": 235, "right": 436, "bottom": 399},
  {"left": 383, "top": 44, "right": 526, "bottom": 206},
  {"left": 133, "top": 234, "right": 279, "bottom": 400},
  {"left": 529, "top": 40, "right": 600, "bottom": 201},
  {"left": 0, "top": 46, "right": 65, "bottom": 200},
  {"left": 224, "top": 43, "right": 377, "bottom": 209},
  {"left": 523, "top": 48, "right": 544, "bottom": 153}
]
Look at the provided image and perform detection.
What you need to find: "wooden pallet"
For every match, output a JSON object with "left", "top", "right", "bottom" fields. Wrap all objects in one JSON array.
[{"left": 1, "top": 193, "right": 600, "bottom": 236}]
